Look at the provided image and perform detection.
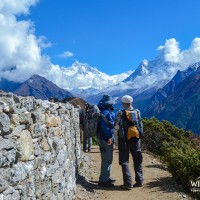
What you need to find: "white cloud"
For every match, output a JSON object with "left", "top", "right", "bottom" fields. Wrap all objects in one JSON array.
[
  {"left": 58, "top": 51, "right": 74, "bottom": 58},
  {"left": 158, "top": 38, "right": 200, "bottom": 69},
  {"left": 157, "top": 38, "right": 180, "bottom": 63},
  {"left": 0, "top": 0, "right": 50, "bottom": 82},
  {"left": 179, "top": 38, "right": 200, "bottom": 67},
  {"left": 37, "top": 36, "right": 52, "bottom": 49},
  {"left": 0, "top": 0, "right": 200, "bottom": 91},
  {"left": 0, "top": 0, "right": 38, "bottom": 15}
]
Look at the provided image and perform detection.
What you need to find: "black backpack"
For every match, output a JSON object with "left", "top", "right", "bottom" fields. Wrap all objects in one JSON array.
[{"left": 84, "top": 104, "right": 101, "bottom": 137}]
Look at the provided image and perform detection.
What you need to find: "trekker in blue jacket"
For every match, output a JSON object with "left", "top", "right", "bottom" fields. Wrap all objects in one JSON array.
[{"left": 97, "top": 94, "right": 116, "bottom": 187}]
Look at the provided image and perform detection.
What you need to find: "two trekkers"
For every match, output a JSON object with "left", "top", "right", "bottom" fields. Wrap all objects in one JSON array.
[{"left": 97, "top": 94, "right": 144, "bottom": 189}]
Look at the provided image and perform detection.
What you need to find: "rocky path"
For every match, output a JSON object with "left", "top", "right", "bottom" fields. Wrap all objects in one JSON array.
[{"left": 75, "top": 146, "right": 193, "bottom": 200}]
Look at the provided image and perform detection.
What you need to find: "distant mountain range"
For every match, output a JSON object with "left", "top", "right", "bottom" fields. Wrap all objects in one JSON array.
[
  {"left": 75, "top": 58, "right": 200, "bottom": 134},
  {"left": 143, "top": 62, "right": 200, "bottom": 116},
  {"left": 0, "top": 74, "right": 73, "bottom": 100},
  {"left": 143, "top": 62, "right": 200, "bottom": 134},
  {"left": 50, "top": 61, "right": 133, "bottom": 92},
  {"left": 81, "top": 57, "right": 183, "bottom": 110},
  {"left": 1, "top": 59, "right": 200, "bottom": 134}
]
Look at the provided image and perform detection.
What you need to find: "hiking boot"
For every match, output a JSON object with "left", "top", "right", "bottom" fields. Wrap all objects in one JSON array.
[
  {"left": 120, "top": 185, "right": 133, "bottom": 190},
  {"left": 98, "top": 181, "right": 114, "bottom": 187},
  {"left": 133, "top": 182, "right": 143, "bottom": 187},
  {"left": 108, "top": 177, "right": 116, "bottom": 183}
]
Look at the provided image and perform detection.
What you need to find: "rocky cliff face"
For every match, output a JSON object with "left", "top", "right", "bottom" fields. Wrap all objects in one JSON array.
[{"left": 0, "top": 91, "right": 80, "bottom": 199}]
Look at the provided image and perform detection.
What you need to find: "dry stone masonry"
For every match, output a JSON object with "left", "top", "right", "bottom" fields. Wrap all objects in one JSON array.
[{"left": 0, "top": 92, "right": 81, "bottom": 200}]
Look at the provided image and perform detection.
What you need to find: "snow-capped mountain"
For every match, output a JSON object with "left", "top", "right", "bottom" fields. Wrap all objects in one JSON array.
[
  {"left": 124, "top": 59, "right": 149, "bottom": 81},
  {"left": 47, "top": 57, "right": 183, "bottom": 100},
  {"left": 83, "top": 56, "right": 195, "bottom": 109},
  {"left": 123, "top": 57, "right": 182, "bottom": 90},
  {"left": 45, "top": 57, "right": 198, "bottom": 110},
  {"left": 142, "top": 63, "right": 200, "bottom": 134},
  {"left": 47, "top": 61, "right": 133, "bottom": 91},
  {"left": 142, "top": 61, "right": 200, "bottom": 116},
  {"left": 99, "top": 57, "right": 182, "bottom": 101}
]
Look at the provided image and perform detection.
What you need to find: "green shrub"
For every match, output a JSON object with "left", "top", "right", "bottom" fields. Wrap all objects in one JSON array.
[
  {"left": 92, "top": 136, "right": 99, "bottom": 145},
  {"left": 163, "top": 143, "right": 200, "bottom": 192},
  {"left": 142, "top": 117, "right": 200, "bottom": 198}
]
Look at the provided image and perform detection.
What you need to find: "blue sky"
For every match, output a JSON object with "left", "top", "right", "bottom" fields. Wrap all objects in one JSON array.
[
  {"left": 27, "top": 0, "right": 200, "bottom": 75},
  {"left": 1, "top": 0, "right": 200, "bottom": 84}
]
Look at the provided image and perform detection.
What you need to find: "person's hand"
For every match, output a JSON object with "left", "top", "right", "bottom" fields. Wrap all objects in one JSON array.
[
  {"left": 117, "top": 110, "right": 123, "bottom": 117},
  {"left": 107, "top": 138, "right": 112, "bottom": 145}
]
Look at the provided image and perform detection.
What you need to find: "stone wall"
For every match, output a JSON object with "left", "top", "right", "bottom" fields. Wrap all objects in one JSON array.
[{"left": 0, "top": 92, "right": 81, "bottom": 200}]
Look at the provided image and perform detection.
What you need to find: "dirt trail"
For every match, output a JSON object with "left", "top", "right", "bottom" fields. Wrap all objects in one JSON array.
[{"left": 76, "top": 146, "right": 192, "bottom": 200}]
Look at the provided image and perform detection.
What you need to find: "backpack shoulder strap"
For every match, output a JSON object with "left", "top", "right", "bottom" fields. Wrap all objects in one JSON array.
[
  {"left": 134, "top": 109, "right": 144, "bottom": 136},
  {"left": 134, "top": 109, "right": 140, "bottom": 118},
  {"left": 100, "top": 113, "right": 114, "bottom": 128}
]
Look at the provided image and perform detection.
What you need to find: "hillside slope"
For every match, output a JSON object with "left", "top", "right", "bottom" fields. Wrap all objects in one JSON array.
[{"left": 157, "top": 72, "right": 200, "bottom": 134}]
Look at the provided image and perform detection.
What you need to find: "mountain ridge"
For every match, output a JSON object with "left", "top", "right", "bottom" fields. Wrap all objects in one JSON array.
[
  {"left": 143, "top": 61, "right": 200, "bottom": 116},
  {"left": 1, "top": 58, "right": 200, "bottom": 134},
  {"left": 142, "top": 65, "right": 200, "bottom": 134},
  {"left": 52, "top": 61, "right": 132, "bottom": 91},
  {"left": 0, "top": 74, "right": 73, "bottom": 100}
]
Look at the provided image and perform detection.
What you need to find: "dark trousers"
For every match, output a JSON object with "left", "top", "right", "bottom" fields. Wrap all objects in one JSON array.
[
  {"left": 118, "top": 137, "right": 143, "bottom": 187},
  {"left": 83, "top": 132, "right": 92, "bottom": 152}
]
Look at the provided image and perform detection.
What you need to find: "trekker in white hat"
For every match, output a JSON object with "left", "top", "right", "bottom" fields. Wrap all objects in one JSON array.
[
  {"left": 115, "top": 95, "right": 144, "bottom": 190},
  {"left": 121, "top": 95, "right": 133, "bottom": 104}
]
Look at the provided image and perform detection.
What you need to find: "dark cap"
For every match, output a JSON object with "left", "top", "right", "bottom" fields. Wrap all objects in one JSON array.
[{"left": 99, "top": 94, "right": 116, "bottom": 106}]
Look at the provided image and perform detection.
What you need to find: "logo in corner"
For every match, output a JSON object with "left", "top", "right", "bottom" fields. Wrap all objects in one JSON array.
[{"left": 190, "top": 177, "right": 200, "bottom": 193}]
